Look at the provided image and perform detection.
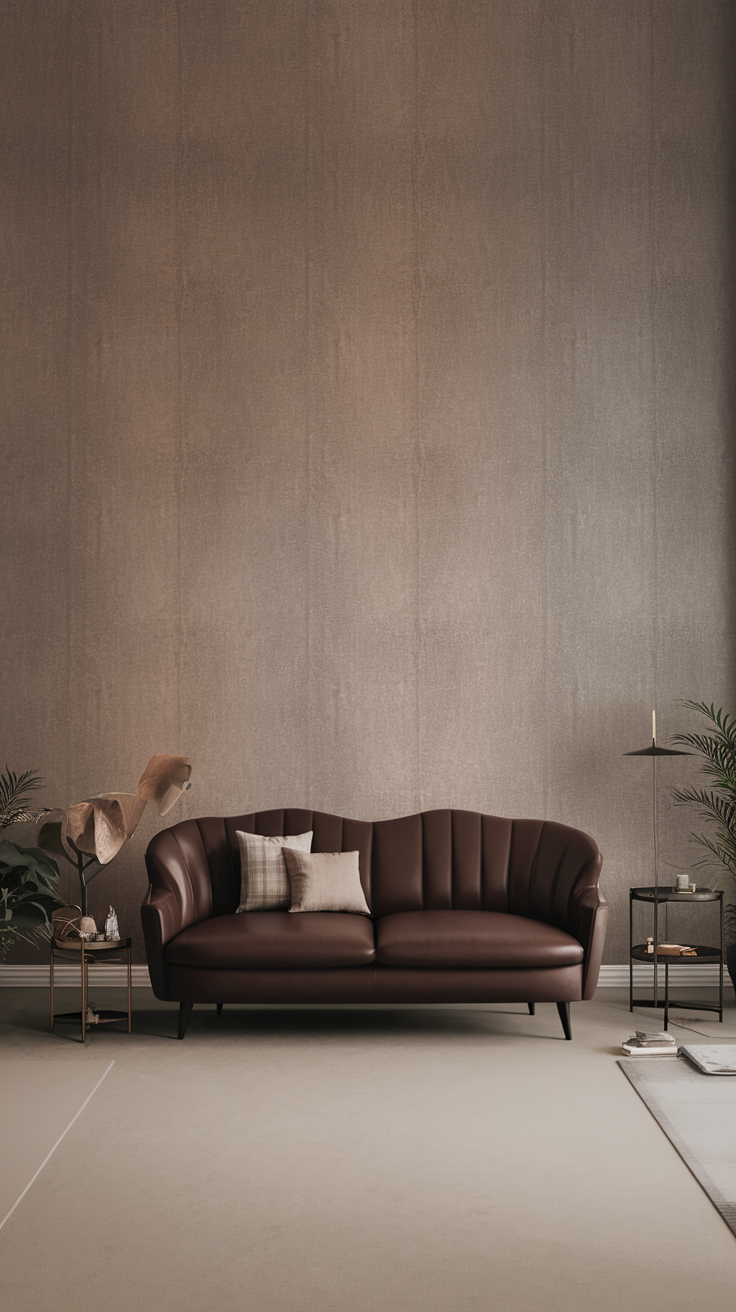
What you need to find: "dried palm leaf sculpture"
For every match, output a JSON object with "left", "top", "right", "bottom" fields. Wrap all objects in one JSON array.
[{"left": 39, "top": 754, "right": 192, "bottom": 916}]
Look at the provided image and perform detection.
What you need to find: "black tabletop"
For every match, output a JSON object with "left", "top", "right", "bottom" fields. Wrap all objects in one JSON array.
[{"left": 630, "top": 886, "right": 722, "bottom": 903}]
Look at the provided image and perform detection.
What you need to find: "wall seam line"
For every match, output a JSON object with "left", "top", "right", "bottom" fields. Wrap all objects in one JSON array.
[
  {"left": 411, "top": 0, "right": 423, "bottom": 811},
  {"left": 304, "top": 0, "right": 312, "bottom": 807},
  {"left": 174, "top": 0, "right": 185, "bottom": 753}
]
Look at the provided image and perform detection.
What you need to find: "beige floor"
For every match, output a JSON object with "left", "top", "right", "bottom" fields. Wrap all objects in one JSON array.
[
  {"left": 0, "top": 1058, "right": 113, "bottom": 1228},
  {"left": 1, "top": 987, "right": 735, "bottom": 1311}
]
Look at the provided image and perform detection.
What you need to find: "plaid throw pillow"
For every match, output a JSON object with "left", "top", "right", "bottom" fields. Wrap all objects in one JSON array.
[{"left": 236, "top": 830, "right": 313, "bottom": 912}]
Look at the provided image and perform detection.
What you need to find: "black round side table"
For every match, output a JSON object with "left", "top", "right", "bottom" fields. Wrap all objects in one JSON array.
[{"left": 629, "top": 886, "right": 723, "bottom": 1030}]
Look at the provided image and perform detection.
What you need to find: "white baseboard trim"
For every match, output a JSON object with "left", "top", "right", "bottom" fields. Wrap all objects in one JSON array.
[
  {"left": 0, "top": 964, "right": 151, "bottom": 987},
  {"left": 597, "top": 963, "right": 723, "bottom": 987},
  {"left": 0, "top": 963, "right": 725, "bottom": 988}
]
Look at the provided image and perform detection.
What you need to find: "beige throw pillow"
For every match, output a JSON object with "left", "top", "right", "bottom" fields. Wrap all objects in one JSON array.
[
  {"left": 283, "top": 848, "right": 371, "bottom": 916},
  {"left": 236, "top": 830, "right": 313, "bottom": 912}
]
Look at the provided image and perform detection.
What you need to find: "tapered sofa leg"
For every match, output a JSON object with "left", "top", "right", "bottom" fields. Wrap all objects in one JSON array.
[
  {"left": 557, "top": 1001, "right": 572, "bottom": 1040},
  {"left": 216, "top": 1003, "right": 223, "bottom": 1015},
  {"left": 527, "top": 1002, "right": 536, "bottom": 1015},
  {"left": 178, "top": 1001, "right": 194, "bottom": 1040}
]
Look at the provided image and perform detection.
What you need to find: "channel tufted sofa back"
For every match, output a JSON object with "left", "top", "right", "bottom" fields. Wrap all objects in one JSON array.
[{"left": 145, "top": 807, "right": 602, "bottom": 933}]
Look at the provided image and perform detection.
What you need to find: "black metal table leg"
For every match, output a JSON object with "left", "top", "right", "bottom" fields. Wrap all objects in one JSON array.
[
  {"left": 629, "top": 890, "right": 634, "bottom": 1012},
  {"left": 719, "top": 894, "right": 724, "bottom": 1021}
]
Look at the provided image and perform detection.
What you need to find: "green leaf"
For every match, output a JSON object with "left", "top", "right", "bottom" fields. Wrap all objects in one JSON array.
[
  {"left": 16, "top": 845, "right": 63, "bottom": 885},
  {"left": 0, "top": 839, "right": 64, "bottom": 931},
  {"left": 10, "top": 903, "right": 52, "bottom": 930}
]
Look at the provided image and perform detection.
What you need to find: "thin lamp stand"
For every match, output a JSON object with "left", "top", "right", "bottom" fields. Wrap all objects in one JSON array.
[{"left": 625, "top": 710, "right": 689, "bottom": 1014}]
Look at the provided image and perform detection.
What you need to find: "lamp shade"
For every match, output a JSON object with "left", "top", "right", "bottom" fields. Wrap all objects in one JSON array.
[{"left": 625, "top": 745, "right": 691, "bottom": 757}]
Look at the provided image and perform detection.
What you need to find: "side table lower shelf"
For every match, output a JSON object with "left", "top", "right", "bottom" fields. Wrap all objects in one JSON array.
[
  {"left": 50, "top": 937, "right": 132, "bottom": 1042},
  {"left": 629, "top": 945, "right": 724, "bottom": 1029},
  {"left": 629, "top": 886, "right": 724, "bottom": 1032}
]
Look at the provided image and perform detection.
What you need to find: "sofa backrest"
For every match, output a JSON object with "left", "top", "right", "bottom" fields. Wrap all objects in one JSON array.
[{"left": 145, "top": 808, "right": 601, "bottom": 934}]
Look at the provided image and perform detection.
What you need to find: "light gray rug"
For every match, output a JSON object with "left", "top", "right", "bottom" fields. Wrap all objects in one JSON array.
[{"left": 619, "top": 1055, "right": 736, "bottom": 1237}]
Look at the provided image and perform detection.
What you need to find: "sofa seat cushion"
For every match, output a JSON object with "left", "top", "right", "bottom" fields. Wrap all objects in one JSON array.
[
  {"left": 374, "top": 910, "right": 584, "bottom": 969},
  {"left": 166, "top": 911, "right": 376, "bottom": 970}
]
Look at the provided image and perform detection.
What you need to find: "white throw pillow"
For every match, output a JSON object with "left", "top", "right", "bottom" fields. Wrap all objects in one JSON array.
[
  {"left": 236, "top": 830, "right": 313, "bottom": 911},
  {"left": 282, "top": 849, "right": 371, "bottom": 916}
]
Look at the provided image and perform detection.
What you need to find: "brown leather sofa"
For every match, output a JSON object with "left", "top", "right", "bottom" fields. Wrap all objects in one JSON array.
[{"left": 142, "top": 808, "right": 607, "bottom": 1040}]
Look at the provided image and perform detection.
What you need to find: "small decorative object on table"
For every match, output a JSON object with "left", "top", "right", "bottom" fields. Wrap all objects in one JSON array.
[
  {"left": 104, "top": 906, "right": 120, "bottom": 941},
  {"left": 645, "top": 938, "right": 697, "bottom": 956}
]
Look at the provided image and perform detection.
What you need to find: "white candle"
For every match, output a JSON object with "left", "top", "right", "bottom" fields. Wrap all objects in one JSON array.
[{"left": 652, "top": 709, "right": 656, "bottom": 744}]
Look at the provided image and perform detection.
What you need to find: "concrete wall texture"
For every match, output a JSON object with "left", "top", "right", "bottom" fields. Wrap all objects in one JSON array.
[{"left": 2, "top": 1, "right": 734, "bottom": 965}]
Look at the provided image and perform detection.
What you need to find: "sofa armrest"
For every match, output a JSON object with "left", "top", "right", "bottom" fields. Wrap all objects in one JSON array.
[
  {"left": 141, "top": 888, "right": 179, "bottom": 1000},
  {"left": 570, "top": 885, "right": 608, "bottom": 999},
  {"left": 521, "top": 820, "right": 606, "bottom": 998},
  {"left": 141, "top": 822, "right": 215, "bottom": 999}
]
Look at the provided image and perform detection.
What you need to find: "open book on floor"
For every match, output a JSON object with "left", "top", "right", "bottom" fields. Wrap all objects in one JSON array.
[{"left": 679, "top": 1046, "right": 736, "bottom": 1075}]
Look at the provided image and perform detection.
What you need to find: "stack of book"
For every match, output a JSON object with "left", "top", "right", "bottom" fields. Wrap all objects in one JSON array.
[{"left": 621, "top": 1030, "right": 678, "bottom": 1057}]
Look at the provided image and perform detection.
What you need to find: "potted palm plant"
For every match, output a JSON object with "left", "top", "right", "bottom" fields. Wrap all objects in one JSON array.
[
  {"left": 672, "top": 702, "right": 736, "bottom": 997},
  {"left": 0, "top": 767, "right": 64, "bottom": 960}
]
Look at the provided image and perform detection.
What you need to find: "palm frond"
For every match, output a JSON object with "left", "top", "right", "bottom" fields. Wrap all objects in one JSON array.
[
  {"left": 0, "top": 805, "right": 54, "bottom": 830},
  {"left": 686, "top": 832, "right": 736, "bottom": 881},
  {"left": 0, "top": 767, "right": 46, "bottom": 830},
  {"left": 672, "top": 702, "right": 736, "bottom": 898},
  {"left": 672, "top": 786, "right": 736, "bottom": 831},
  {"left": 671, "top": 736, "right": 736, "bottom": 796},
  {"left": 674, "top": 701, "right": 736, "bottom": 755},
  {"left": 673, "top": 731, "right": 736, "bottom": 768}
]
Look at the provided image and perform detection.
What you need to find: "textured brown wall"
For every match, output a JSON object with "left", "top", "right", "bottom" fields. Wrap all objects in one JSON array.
[{"left": 2, "top": 1, "right": 734, "bottom": 966}]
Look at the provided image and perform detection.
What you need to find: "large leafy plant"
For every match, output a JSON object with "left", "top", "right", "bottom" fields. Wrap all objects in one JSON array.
[
  {"left": 672, "top": 702, "right": 736, "bottom": 942},
  {"left": 0, "top": 768, "right": 63, "bottom": 960}
]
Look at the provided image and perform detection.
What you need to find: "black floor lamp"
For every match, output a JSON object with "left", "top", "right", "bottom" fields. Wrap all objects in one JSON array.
[{"left": 625, "top": 710, "right": 690, "bottom": 1012}]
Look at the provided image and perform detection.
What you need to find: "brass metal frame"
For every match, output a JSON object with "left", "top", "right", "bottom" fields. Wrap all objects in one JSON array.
[{"left": 50, "top": 910, "right": 132, "bottom": 1042}]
